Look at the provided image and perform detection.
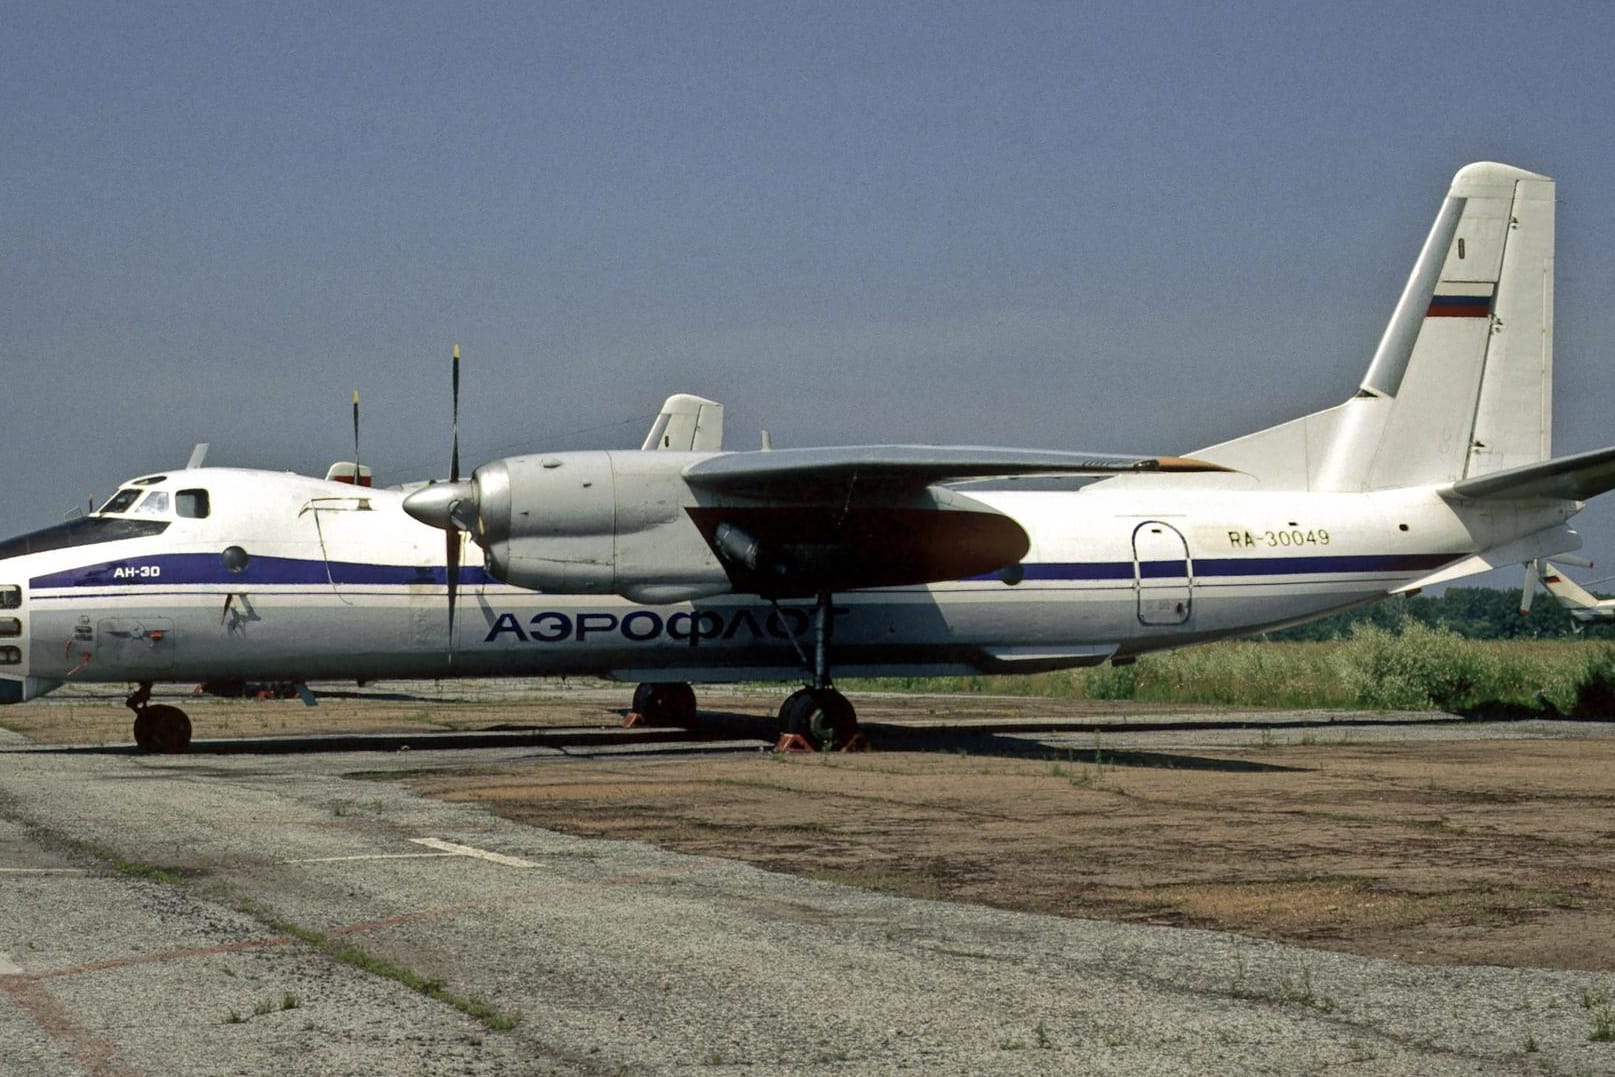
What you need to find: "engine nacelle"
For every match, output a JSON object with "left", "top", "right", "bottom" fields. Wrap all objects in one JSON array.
[{"left": 473, "top": 451, "right": 732, "bottom": 601}]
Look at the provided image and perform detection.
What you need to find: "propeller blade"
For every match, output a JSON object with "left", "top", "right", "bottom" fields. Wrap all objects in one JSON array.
[
  {"left": 448, "top": 345, "right": 464, "bottom": 655},
  {"left": 352, "top": 390, "right": 361, "bottom": 481},
  {"left": 450, "top": 343, "right": 461, "bottom": 484},
  {"left": 1520, "top": 559, "right": 1538, "bottom": 616},
  {"left": 446, "top": 528, "right": 460, "bottom": 653}
]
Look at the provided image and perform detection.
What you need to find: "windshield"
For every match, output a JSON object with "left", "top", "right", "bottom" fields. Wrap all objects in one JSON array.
[
  {"left": 98, "top": 489, "right": 141, "bottom": 514},
  {"left": 128, "top": 491, "right": 170, "bottom": 517}
]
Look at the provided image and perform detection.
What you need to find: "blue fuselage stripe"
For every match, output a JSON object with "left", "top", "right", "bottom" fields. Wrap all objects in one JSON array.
[
  {"left": 1003, "top": 553, "right": 1450, "bottom": 583},
  {"left": 29, "top": 553, "right": 497, "bottom": 590},
  {"left": 29, "top": 551, "right": 1456, "bottom": 592}
]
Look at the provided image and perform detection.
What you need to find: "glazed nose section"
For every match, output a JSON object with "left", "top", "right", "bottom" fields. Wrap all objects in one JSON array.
[{"left": 0, "top": 583, "right": 24, "bottom": 703}]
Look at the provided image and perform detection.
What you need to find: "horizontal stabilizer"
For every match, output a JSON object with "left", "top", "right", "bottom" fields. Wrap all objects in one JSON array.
[
  {"left": 1394, "top": 524, "right": 1582, "bottom": 592},
  {"left": 1442, "top": 444, "right": 1615, "bottom": 502},
  {"left": 684, "top": 446, "right": 1228, "bottom": 498}
]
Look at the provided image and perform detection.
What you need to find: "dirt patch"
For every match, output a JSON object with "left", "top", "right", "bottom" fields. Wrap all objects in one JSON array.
[{"left": 408, "top": 732, "right": 1615, "bottom": 972}]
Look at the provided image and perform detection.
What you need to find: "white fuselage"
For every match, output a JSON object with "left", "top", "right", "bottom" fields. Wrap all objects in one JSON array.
[{"left": 0, "top": 466, "right": 1577, "bottom": 703}]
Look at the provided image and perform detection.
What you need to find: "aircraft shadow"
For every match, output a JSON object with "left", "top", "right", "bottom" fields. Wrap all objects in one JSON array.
[{"left": 670, "top": 710, "right": 1306, "bottom": 773}]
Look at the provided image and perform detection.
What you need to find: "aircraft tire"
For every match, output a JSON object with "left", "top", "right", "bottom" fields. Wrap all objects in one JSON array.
[
  {"left": 133, "top": 705, "right": 192, "bottom": 754},
  {"left": 631, "top": 682, "right": 698, "bottom": 727},
  {"left": 779, "top": 688, "right": 857, "bottom": 750}
]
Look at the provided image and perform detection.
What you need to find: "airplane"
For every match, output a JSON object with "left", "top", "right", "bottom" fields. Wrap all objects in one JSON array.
[
  {"left": 5, "top": 160, "right": 1615, "bottom": 753},
  {"left": 1535, "top": 562, "right": 1615, "bottom": 625}
]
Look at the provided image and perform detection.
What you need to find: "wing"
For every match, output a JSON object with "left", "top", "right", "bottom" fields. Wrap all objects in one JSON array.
[
  {"left": 680, "top": 446, "right": 1227, "bottom": 596},
  {"left": 683, "top": 445, "right": 1227, "bottom": 498}
]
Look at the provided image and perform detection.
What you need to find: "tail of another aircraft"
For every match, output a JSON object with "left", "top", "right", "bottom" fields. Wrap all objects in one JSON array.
[
  {"left": 1197, "top": 162, "right": 1555, "bottom": 491},
  {"left": 1539, "top": 562, "right": 1610, "bottom": 623}
]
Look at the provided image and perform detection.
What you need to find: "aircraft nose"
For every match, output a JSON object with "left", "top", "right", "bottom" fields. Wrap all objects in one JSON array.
[{"left": 1, "top": 584, "right": 27, "bottom": 703}]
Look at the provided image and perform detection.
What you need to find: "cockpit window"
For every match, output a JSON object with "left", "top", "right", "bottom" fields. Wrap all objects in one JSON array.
[
  {"left": 98, "top": 489, "right": 141, "bottom": 514},
  {"left": 176, "top": 489, "right": 210, "bottom": 519},
  {"left": 129, "top": 491, "right": 170, "bottom": 517}
]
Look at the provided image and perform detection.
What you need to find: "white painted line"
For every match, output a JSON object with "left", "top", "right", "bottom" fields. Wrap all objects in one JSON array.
[
  {"left": 410, "top": 837, "right": 542, "bottom": 868},
  {"left": 0, "top": 867, "right": 88, "bottom": 875},
  {"left": 0, "top": 951, "right": 23, "bottom": 975},
  {"left": 283, "top": 853, "right": 460, "bottom": 864}
]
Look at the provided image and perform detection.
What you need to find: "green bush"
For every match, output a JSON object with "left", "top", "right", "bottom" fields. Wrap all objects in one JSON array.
[
  {"left": 1334, "top": 622, "right": 1496, "bottom": 711},
  {"left": 844, "top": 632, "right": 1615, "bottom": 716},
  {"left": 1083, "top": 662, "right": 1137, "bottom": 700}
]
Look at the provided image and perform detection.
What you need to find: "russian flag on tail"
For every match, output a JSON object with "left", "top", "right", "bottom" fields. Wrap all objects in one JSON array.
[{"left": 1427, "top": 280, "right": 1495, "bottom": 318}]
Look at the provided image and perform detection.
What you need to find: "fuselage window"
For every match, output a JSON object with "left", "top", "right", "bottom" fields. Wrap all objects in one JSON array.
[
  {"left": 0, "top": 618, "right": 19, "bottom": 638},
  {"left": 176, "top": 489, "right": 211, "bottom": 519},
  {"left": 0, "top": 586, "right": 18, "bottom": 609},
  {"left": 130, "top": 491, "right": 170, "bottom": 517},
  {"left": 98, "top": 489, "right": 141, "bottom": 514},
  {"left": 0, "top": 646, "right": 19, "bottom": 665}
]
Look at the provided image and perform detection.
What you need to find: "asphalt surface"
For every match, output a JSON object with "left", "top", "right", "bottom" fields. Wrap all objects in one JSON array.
[{"left": 3, "top": 715, "right": 1614, "bottom": 1076}]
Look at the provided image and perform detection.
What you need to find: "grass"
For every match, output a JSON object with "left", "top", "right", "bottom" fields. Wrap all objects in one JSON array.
[
  {"left": 843, "top": 634, "right": 1615, "bottom": 716},
  {"left": 248, "top": 907, "right": 519, "bottom": 1032},
  {"left": 1582, "top": 981, "right": 1615, "bottom": 1042},
  {"left": 56, "top": 837, "right": 192, "bottom": 885}
]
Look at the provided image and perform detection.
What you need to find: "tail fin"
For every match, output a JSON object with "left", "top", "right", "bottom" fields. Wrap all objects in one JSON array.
[
  {"left": 641, "top": 394, "right": 724, "bottom": 452},
  {"left": 1539, "top": 562, "right": 1610, "bottom": 621},
  {"left": 1196, "top": 162, "right": 1555, "bottom": 491}
]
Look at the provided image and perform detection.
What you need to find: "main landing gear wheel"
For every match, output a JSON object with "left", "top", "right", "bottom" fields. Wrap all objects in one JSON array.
[
  {"left": 779, "top": 687, "right": 858, "bottom": 750},
  {"left": 631, "top": 682, "right": 698, "bottom": 727},
  {"left": 132, "top": 704, "right": 192, "bottom": 754}
]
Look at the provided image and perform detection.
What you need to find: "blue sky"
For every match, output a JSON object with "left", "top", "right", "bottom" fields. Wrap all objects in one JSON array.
[{"left": 6, "top": 3, "right": 1615, "bottom": 585}]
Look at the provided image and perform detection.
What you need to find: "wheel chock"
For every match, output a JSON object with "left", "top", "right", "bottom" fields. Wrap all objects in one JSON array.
[
  {"left": 773, "top": 733, "right": 816, "bottom": 753},
  {"left": 773, "top": 732, "right": 872, "bottom": 753},
  {"left": 622, "top": 711, "right": 648, "bottom": 728}
]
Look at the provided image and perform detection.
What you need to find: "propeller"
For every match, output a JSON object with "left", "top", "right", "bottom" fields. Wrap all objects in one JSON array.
[
  {"left": 352, "top": 390, "right": 361, "bottom": 483},
  {"left": 401, "top": 346, "right": 478, "bottom": 654}
]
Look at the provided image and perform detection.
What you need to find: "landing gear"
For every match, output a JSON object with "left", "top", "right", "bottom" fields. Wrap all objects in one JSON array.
[
  {"left": 775, "top": 590, "right": 862, "bottom": 751},
  {"left": 630, "top": 681, "right": 698, "bottom": 727},
  {"left": 126, "top": 682, "right": 192, "bottom": 753}
]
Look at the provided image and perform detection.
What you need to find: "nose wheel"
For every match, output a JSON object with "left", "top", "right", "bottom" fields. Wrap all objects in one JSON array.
[{"left": 126, "top": 683, "right": 192, "bottom": 753}]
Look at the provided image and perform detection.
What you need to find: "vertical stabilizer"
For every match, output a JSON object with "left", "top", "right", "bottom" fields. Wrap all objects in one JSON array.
[
  {"left": 1194, "top": 163, "right": 1555, "bottom": 492},
  {"left": 1353, "top": 162, "right": 1555, "bottom": 490}
]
